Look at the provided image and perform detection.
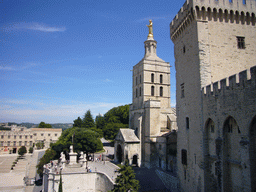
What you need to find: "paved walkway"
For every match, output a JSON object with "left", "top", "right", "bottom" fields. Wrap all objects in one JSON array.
[
  {"left": 87, "top": 160, "right": 119, "bottom": 181},
  {"left": 0, "top": 154, "right": 26, "bottom": 192},
  {"left": 0, "top": 150, "right": 46, "bottom": 192}
]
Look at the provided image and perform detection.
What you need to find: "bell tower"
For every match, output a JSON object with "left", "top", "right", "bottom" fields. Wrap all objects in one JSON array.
[{"left": 130, "top": 20, "right": 174, "bottom": 168}]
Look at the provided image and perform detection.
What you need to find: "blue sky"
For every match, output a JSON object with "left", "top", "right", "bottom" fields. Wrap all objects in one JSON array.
[{"left": 1, "top": 0, "right": 184, "bottom": 124}]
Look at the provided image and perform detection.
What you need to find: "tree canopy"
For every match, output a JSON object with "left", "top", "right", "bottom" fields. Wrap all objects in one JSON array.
[
  {"left": 104, "top": 105, "right": 129, "bottom": 125},
  {"left": 95, "top": 114, "right": 105, "bottom": 130},
  {"left": 103, "top": 105, "right": 129, "bottom": 140},
  {"left": 38, "top": 121, "right": 52, "bottom": 128},
  {"left": 111, "top": 160, "right": 140, "bottom": 192},
  {"left": 36, "top": 148, "right": 56, "bottom": 177},
  {"left": 82, "top": 110, "right": 95, "bottom": 128},
  {"left": 18, "top": 146, "right": 27, "bottom": 156},
  {"left": 51, "top": 127, "right": 103, "bottom": 157},
  {"left": 73, "top": 117, "right": 83, "bottom": 127}
]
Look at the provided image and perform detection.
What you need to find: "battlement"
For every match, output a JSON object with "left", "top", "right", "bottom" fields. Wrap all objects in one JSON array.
[
  {"left": 170, "top": 0, "right": 256, "bottom": 41},
  {"left": 202, "top": 66, "right": 256, "bottom": 96}
]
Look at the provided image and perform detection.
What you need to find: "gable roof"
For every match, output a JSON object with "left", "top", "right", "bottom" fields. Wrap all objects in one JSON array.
[{"left": 115, "top": 128, "right": 140, "bottom": 143}]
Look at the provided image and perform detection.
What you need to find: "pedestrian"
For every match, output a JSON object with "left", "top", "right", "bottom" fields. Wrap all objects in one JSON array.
[{"left": 95, "top": 167, "right": 97, "bottom": 172}]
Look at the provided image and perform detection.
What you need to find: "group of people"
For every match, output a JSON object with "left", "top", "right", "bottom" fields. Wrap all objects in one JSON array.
[{"left": 86, "top": 166, "right": 92, "bottom": 173}]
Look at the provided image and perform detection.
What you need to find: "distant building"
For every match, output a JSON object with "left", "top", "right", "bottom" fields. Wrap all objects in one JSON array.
[
  {"left": 171, "top": 0, "right": 256, "bottom": 191},
  {"left": 0, "top": 125, "right": 62, "bottom": 154},
  {"left": 114, "top": 22, "right": 177, "bottom": 170}
]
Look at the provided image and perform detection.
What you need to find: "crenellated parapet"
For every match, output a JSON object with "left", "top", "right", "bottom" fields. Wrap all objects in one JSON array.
[
  {"left": 202, "top": 66, "right": 256, "bottom": 97},
  {"left": 170, "top": 0, "right": 256, "bottom": 41},
  {"left": 170, "top": 0, "right": 194, "bottom": 41}
]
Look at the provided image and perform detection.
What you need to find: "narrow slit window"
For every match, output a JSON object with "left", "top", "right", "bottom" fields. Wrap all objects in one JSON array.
[
  {"left": 181, "top": 83, "right": 185, "bottom": 98},
  {"left": 186, "top": 117, "right": 189, "bottom": 129},
  {"left": 181, "top": 149, "right": 187, "bottom": 165},
  {"left": 160, "top": 86, "right": 163, "bottom": 97},
  {"left": 151, "top": 86, "right": 155, "bottom": 96},
  {"left": 151, "top": 73, "right": 154, "bottom": 83},
  {"left": 160, "top": 74, "right": 163, "bottom": 84}
]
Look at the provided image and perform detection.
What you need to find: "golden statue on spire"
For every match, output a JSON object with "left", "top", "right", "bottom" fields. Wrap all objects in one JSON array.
[{"left": 147, "top": 20, "right": 153, "bottom": 39}]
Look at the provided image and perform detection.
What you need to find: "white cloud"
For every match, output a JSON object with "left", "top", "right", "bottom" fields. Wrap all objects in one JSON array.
[
  {"left": 27, "top": 23, "right": 66, "bottom": 32},
  {"left": 0, "top": 66, "right": 16, "bottom": 71},
  {"left": 0, "top": 99, "right": 123, "bottom": 123},
  {"left": 1, "top": 22, "right": 66, "bottom": 33}
]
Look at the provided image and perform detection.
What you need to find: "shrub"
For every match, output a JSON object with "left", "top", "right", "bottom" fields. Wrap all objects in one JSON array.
[
  {"left": 18, "top": 146, "right": 27, "bottom": 156},
  {"left": 29, "top": 147, "right": 33, "bottom": 153}
]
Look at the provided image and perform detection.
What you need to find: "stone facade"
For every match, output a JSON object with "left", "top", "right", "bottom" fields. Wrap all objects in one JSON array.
[
  {"left": 0, "top": 126, "right": 62, "bottom": 154},
  {"left": 170, "top": 0, "right": 256, "bottom": 191},
  {"left": 114, "top": 28, "right": 177, "bottom": 170}
]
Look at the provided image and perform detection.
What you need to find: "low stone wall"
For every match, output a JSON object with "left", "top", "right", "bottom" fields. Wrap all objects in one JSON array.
[
  {"left": 47, "top": 172, "right": 114, "bottom": 192},
  {"left": 155, "top": 169, "right": 179, "bottom": 192}
]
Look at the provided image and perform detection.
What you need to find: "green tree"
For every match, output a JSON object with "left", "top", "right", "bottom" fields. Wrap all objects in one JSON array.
[
  {"left": 38, "top": 122, "right": 52, "bottom": 128},
  {"left": 82, "top": 110, "right": 95, "bottom": 128},
  {"left": 36, "top": 142, "right": 45, "bottom": 149},
  {"left": 104, "top": 105, "right": 129, "bottom": 125},
  {"left": 29, "top": 147, "right": 33, "bottom": 153},
  {"left": 103, "top": 105, "right": 129, "bottom": 140},
  {"left": 73, "top": 117, "right": 83, "bottom": 127},
  {"left": 51, "top": 127, "right": 103, "bottom": 158},
  {"left": 95, "top": 114, "right": 105, "bottom": 129},
  {"left": 18, "top": 146, "right": 27, "bottom": 156},
  {"left": 103, "top": 122, "right": 128, "bottom": 140},
  {"left": 111, "top": 160, "right": 140, "bottom": 192},
  {"left": 58, "top": 171, "right": 63, "bottom": 192},
  {"left": 36, "top": 148, "right": 56, "bottom": 177}
]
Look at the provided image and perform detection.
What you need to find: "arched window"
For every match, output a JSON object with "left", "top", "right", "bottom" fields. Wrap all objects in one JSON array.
[
  {"left": 160, "top": 74, "right": 163, "bottom": 84},
  {"left": 136, "top": 89, "right": 138, "bottom": 98},
  {"left": 139, "top": 87, "right": 142, "bottom": 96},
  {"left": 160, "top": 86, "right": 163, "bottom": 97},
  {"left": 140, "top": 75, "right": 142, "bottom": 83},
  {"left": 223, "top": 116, "right": 241, "bottom": 191},
  {"left": 250, "top": 116, "right": 256, "bottom": 191},
  {"left": 151, "top": 73, "right": 154, "bottom": 83},
  {"left": 151, "top": 86, "right": 154, "bottom": 96},
  {"left": 136, "top": 77, "right": 137, "bottom": 85}
]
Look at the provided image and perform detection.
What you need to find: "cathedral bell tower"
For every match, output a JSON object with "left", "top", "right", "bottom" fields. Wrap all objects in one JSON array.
[
  {"left": 129, "top": 20, "right": 173, "bottom": 168},
  {"left": 131, "top": 20, "right": 171, "bottom": 111}
]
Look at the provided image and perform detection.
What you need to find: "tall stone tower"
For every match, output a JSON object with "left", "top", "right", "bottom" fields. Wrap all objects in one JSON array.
[
  {"left": 130, "top": 20, "right": 176, "bottom": 168},
  {"left": 170, "top": 0, "right": 256, "bottom": 191}
]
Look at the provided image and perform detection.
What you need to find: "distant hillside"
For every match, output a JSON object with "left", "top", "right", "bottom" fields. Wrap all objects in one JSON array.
[
  {"left": 51, "top": 123, "right": 73, "bottom": 130},
  {"left": 2, "top": 122, "right": 73, "bottom": 130}
]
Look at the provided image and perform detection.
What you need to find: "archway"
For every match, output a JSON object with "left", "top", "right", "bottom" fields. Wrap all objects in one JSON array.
[
  {"left": 116, "top": 144, "right": 123, "bottom": 163},
  {"left": 223, "top": 116, "right": 242, "bottom": 192},
  {"left": 249, "top": 116, "right": 256, "bottom": 191},
  {"left": 132, "top": 155, "right": 138, "bottom": 166},
  {"left": 204, "top": 119, "right": 218, "bottom": 192}
]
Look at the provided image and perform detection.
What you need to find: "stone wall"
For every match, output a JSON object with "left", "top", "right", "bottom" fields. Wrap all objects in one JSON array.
[
  {"left": 46, "top": 172, "right": 114, "bottom": 192},
  {"left": 202, "top": 66, "right": 256, "bottom": 192},
  {"left": 171, "top": 0, "right": 256, "bottom": 191}
]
